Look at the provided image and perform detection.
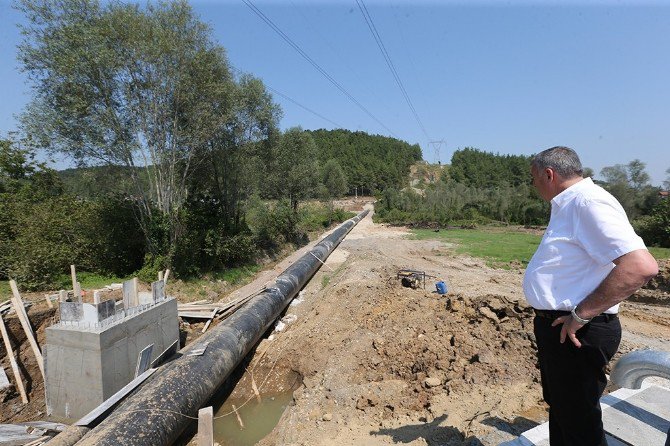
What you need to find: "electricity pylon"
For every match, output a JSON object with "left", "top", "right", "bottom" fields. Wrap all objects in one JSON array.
[{"left": 428, "top": 140, "right": 446, "bottom": 165}]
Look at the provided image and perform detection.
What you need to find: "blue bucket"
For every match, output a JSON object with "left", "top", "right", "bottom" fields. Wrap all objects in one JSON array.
[{"left": 435, "top": 281, "right": 448, "bottom": 294}]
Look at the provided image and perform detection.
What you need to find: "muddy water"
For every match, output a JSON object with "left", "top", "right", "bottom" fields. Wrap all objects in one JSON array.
[{"left": 213, "top": 391, "right": 294, "bottom": 446}]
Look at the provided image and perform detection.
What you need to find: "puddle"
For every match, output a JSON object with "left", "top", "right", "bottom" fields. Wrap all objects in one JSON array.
[{"left": 213, "top": 391, "right": 294, "bottom": 446}]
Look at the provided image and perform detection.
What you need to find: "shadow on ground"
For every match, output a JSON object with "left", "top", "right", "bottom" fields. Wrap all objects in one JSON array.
[
  {"left": 481, "top": 415, "right": 540, "bottom": 436},
  {"left": 370, "top": 414, "right": 485, "bottom": 445}
]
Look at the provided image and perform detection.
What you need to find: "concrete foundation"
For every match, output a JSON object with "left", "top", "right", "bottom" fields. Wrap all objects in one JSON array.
[{"left": 44, "top": 297, "right": 179, "bottom": 420}]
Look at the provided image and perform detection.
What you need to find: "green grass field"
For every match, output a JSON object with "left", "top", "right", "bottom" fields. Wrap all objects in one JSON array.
[
  {"left": 412, "top": 227, "right": 670, "bottom": 268},
  {"left": 412, "top": 227, "right": 542, "bottom": 268}
]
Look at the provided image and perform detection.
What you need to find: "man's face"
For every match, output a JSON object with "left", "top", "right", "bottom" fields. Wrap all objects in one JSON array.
[{"left": 531, "top": 165, "right": 552, "bottom": 202}]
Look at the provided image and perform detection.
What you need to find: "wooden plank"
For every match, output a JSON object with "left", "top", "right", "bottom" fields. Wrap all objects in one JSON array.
[
  {"left": 0, "top": 424, "right": 39, "bottom": 445},
  {"left": 179, "top": 312, "right": 218, "bottom": 319},
  {"left": 181, "top": 299, "right": 208, "bottom": 305},
  {"left": 197, "top": 406, "right": 214, "bottom": 446},
  {"left": 201, "top": 309, "right": 218, "bottom": 333},
  {"left": 70, "top": 265, "right": 80, "bottom": 301},
  {"left": 9, "top": 280, "right": 44, "bottom": 381},
  {"left": 177, "top": 304, "right": 226, "bottom": 311},
  {"left": 74, "top": 368, "right": 157, "bottom": 427},
  {"left": 0, "top": 314, "right": 28, "bottom": 403}
]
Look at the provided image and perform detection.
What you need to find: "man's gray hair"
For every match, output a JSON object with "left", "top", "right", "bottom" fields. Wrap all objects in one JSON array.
[{"left": 532, "top": 146, "right": 583, "bottom": 179}]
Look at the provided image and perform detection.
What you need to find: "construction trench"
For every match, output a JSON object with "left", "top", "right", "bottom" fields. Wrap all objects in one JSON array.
[
  {"left": 2, "top": 203, "right": 670, "bottom": 445},
  {"left": 0, "top": 209, "right": 368, "bottom": 445}
]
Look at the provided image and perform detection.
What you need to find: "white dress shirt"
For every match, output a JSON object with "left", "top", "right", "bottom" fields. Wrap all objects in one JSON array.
[{"left": 523, "top": 178, "right": 647, "bottom": 313}]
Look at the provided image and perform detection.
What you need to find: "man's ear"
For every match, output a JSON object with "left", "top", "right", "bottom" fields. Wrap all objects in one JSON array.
[{"left": 545, "top": 167, "right": 555, "bottom": 182}]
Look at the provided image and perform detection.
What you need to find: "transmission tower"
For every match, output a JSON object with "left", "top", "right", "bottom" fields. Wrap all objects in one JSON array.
[{"left": 428, "top": 140, "right": 446, "bottom": 165}]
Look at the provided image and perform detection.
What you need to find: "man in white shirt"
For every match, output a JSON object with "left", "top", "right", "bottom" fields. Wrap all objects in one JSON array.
[{"left": 523, "top": 146, "right": 658, "bottom": 446}]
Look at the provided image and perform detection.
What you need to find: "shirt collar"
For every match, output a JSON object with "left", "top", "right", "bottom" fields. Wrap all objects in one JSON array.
[{"left": 551, "top": 177, "right": 592, "bottom": 208}]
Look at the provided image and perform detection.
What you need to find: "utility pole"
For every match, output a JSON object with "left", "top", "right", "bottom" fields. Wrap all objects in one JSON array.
[{"left": 428, "top": 140, "right": 446, "bottom": 165}]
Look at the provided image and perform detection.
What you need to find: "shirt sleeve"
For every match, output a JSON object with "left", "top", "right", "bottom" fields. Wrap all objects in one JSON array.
[{"left": 573, "top": 197, "right": 647, "bottom": 266}]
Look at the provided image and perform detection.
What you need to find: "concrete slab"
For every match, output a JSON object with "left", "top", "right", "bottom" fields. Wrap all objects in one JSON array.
[
  {"left": 499, "top": 383, "right": 670, "bottom": 446},
  {"left": 601, "top": 387, "right": 670, "bottom": 446}
]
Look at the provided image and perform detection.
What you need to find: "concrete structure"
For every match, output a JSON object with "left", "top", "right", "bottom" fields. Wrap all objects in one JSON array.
[
  {"left": 44, "top": 297, "right": 179, "bottom": 420},
  {"left": 500, "top": 380, "right": 670, "bottom": 446}
]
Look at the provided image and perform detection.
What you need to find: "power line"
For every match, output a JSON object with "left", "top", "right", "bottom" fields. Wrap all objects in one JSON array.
[
  {"left": 241, "top": 0, "right": 397, "bottom": 138},
  {"left": 230, "top": 65, "right": 344, "bottom": 128},
  {"left": 356, "top": 0, "right": 431, "bottom": 141}
]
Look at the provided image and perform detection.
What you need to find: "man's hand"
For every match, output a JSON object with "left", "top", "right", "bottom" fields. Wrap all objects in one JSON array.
[{"left": 552, "top": 315, "right": 586, "bottom": 348}]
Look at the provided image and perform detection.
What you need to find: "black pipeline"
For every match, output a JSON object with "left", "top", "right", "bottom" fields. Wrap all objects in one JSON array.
[{"left": 65, "top": 209, "right": 368, "bottom": 446}]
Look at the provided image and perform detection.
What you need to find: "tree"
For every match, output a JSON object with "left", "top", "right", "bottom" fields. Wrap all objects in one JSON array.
[
  {"left": 663, "top": 167, "right": 670, "bottom": 191},
  {"left": 269, "top": 128, "right": 320, "bottom": 212},
  {"left": 627, "top": 159, "right": 650, "bottom": 190},
  {"left": 322, "top": 159, "right": 348, "bottom": 199},
  {"left": 582, "top": 167, "right": 594, "bottom": 179},
  {"left": 17, "top": 0, "right": 236, "bottom": 261},
  {"left": 600, "top": 164, "right": 628, "bottom": 185}
]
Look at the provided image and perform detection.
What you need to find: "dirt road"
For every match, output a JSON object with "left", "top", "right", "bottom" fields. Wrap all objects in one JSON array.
[{"left": 230, "top": 202, "right": 670, "bottom": 446}]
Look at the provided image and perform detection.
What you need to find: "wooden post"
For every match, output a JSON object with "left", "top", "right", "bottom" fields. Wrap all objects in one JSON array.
[
  {"left": 197, "top": 406, "right": 214, "bottom": 446},
  {"left": 93, "top": 290, "right": 101, "bottom": 305},
  {"left": 59, "top": 290, "right": 67, "bottom": 303},
  {"left": 132, "top": 277, "right": 140, "bottom": 307},
  {"left": 158, "top": 271, "right": 164, "bottom": 281},
  {"left": 250, "top": 373, "right": 262, "bottom": 404},
  {"left": 163, "top": 269, "right": 171, "bottom": 285},
  {"left": 70, "top": 265, "right": 80, "bottom": 301},
  {"left": 9, "top": 280, "right": 45, "bottom": 380},
  {"left": 232, "top": 404, "right": 244, "bottom": 429},
  {"left": 0, "top": 314, "right": 28, "bottom": 403},
  {"left": 44, "top": 294, "right": 54, "bottom": 309}
]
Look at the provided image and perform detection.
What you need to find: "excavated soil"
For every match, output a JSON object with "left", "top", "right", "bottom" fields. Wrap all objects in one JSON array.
[
  {"left": 1, "top": 199, "right": 669, "bottom": 446},
  {"left": 224, "top": 203, "right": 670, "bottom": 446}
]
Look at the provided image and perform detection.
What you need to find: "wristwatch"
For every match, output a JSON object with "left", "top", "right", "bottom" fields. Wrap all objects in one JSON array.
[{"left": 571, "top": 307, "right": 592, "bottom": 324}]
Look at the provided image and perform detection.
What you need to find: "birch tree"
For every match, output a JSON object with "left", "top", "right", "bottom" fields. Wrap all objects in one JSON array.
[{"left": 18, "top": 0, "right": 234, "bottom": 257}]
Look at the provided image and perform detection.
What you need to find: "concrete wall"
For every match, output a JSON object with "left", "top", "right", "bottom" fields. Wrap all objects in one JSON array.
[{"left": 45, "top": 298, "right": 179, "bottom": 420}]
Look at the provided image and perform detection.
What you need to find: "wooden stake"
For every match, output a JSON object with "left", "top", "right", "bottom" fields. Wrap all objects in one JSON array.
[
  {"left": 59, "top": 290, "right": 67, "bottom": 303},
  {"left": 93, "top": 290, "right": 101, "bottom": 305},
  {"left": 44, "top": 294, "right": 54, "bottom": 309},
  {"left": 158, "top": 271, "right": 164, "bottom": 281},
  {"left": 201, "top": 309, "right": 218, "bottom": 334},
  {"left": 70, "top": 265, "right": 80, "bottom": 301},
  {"left": 132, "top": 277, "right": 139, "bottom": 307},
  {"left": 197, "top": 406, "right": 214, "bottom": 446},
  {"left": 9, "top": 280, "right": 45, "bottom": 380},
  {"left": 232, "top": 404, "right": 244, "bottom": 429},
  {"left": 163, "top": 269, "right": 171, "bottom": 285},
  {"left": 250, "top": 372, "right": 262, "bottom": 404},
  {"left": 0, "top": 314, "right": 28, "bottom": 403}
]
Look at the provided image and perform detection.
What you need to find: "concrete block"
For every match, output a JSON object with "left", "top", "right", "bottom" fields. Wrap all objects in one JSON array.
[{"left": 45, "top": 297, "right": 179, "bottom": 420}]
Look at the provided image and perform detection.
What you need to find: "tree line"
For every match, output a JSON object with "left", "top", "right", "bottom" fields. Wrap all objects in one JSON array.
[
  {"left": 0, "top": 0, "right": 420, "bottom": 289},
  {"left": 375, "top": 148, "right": 670, "bottom": 248}
]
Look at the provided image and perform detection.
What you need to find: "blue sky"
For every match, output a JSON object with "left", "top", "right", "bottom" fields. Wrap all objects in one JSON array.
[{"left": 1, "top": 0, "right": 669, "bottom": 186}]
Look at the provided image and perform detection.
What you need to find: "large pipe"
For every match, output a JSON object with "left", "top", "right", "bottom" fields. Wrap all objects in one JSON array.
[
  {"left": 62, "top": 209, "right": 368, "bottom": 446},
  {"left": 611, "top": 349, "right": 670, "bottom": 389}
]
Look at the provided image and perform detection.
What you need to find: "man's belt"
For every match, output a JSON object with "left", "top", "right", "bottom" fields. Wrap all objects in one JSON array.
[{"left": 533, "top": 308, "right": 618, "bottom": 322}]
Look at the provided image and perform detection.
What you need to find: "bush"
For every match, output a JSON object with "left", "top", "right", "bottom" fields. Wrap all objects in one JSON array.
[{"left": 633, "top": 198, "right": 670, "bottom": 248}]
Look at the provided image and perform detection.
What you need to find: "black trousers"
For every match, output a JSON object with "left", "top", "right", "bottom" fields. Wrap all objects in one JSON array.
[{"left": 534, "top": 314, "right": 621, "bottom": 446}]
